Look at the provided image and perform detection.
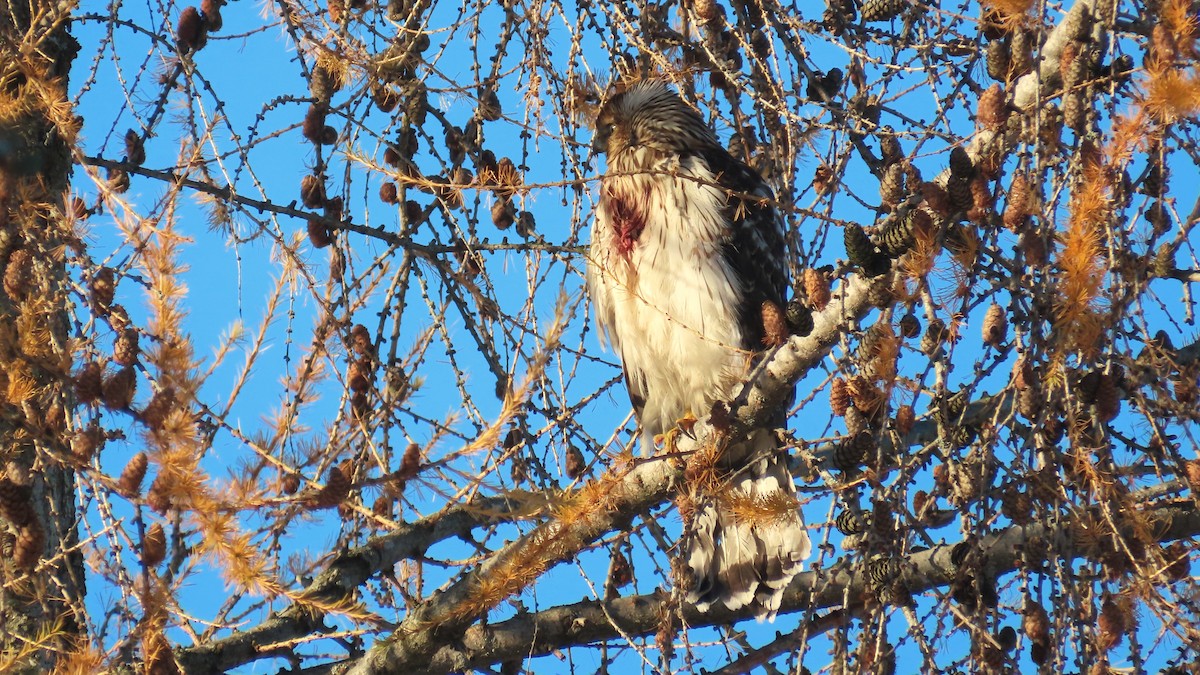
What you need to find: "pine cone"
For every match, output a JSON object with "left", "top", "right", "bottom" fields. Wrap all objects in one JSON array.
[
  {"left": 835, "top": 508, "right": 869, "bottom": 535},
  {"left": 1164, "top": 541, "right": 1190, "bottom": 582},
  {"left": 847, "top": 375, "right": 884, "bottom": 415},
  {"left": 830, "top": 378, "right": 850, "bottom": 417},
  {"left": 348, "top": 357, "right": 372, "bottom": 393},
  {"left": 1000, "top": 482, "right": 1033, "bottom": 525},
  {"left": 947, "top": 177, "right": 973, "bottom": 214},
  {"left": 609, "top": 549, "right": 633, "bottom": 588},
  {"left": 3, "top": 248, "right": 32, "bottom": 300},
  {"left": 845, "top": 404, "right": 869, "bottom": 436},
  {"left": 1093, "top": 371, "right": 1120, "bottom": 422},
  {"left": 920, "top": 181, "right": 952, "bottom": 217},
  {"left": 860, "top": 0, "right": 906, "bottom": 22},
  {"left": 176, "top": 6, "right": 205, "bottom": 53},
  {"left": 1064, "top": 41, "right": 1093, "bottom": 89},
  {"left": 124, "top": 129, "right": 146, "bottom": 166},
  {"left": 398, "top": 442, "right": 421, "bottom": 480},
  {"left": 103, "top": 366, "right": 137, "bottom": 410},
  {"left": 306, "top": 220, "right": 332, "bottom": 249},
  {"left": 477, "top": 87, "right": 503, "bottom": 121},
  {"left": 510, "top": 454, "right": 529, "bottom": 484},
  {"left": 879, "top": 163, "right": 906, "bottom": 206},
  {"left": 281, "top": 473, "right": 301, "bottom": 495},
  {"left": 302, "top": 106, "right": 328, "bottom": 144},
  {"left": 1023, "top": 601, "right": 1051, "bottom": 644},
  {"left": 878, "top": 126, "right": 902, "bottom": 166},
  {"left": 372, "top": 494, "right": 394, "bottom": 521},
  {"left": 142, "top": 387, "right": 179, "bottom": 431},
  {"left": 876, "top": 208, "right": 931, "bottom": 258},
  {"left": 1097, "top": 598, "right": 1129, "bottom": 651},
  {"left": 1018, "top": 227, "right": 1047, "bottom": 267},
  {"left": 845, "top": 224, "right": 889, "bottom": 276},
  {"left": 142, "top": 522, "right": 166, "bottom": 567},
  {"left": 986, "top": 38, "right": 1011, "bottom": 81},
  {"left": 1003, "top": 172, "right": 1032, "bottom": 230},
  {"left": 310, "top": 65, "right": 333, "bottom": 103},
  {"left": 349, "top": 324, "right": 372, "bottom": 356},
  {"left": 0, "top": 478, "right": 34, "bottom": 526},
  {"left": 977, "top": 84, "right": 1008, "bottom": 131},
  {"left": 491, "top": 199, "right": 516, "bottom": 230},
  {"left": 833, "top": 430, "right": 874, "bottom": 470},
  {"left": 118, "top": 452, "right": 149, "bottom": 496},
  {"left": 372, "top": 84, "right": 401, "bottom": 113},
  {"left": 75, "top": 361, "right": 104, "bottom": 405},
  {"left": 113, "top": 328, "right": 140, "bottom": 366},
  {"left": 803, "top": 268, "right": 831, "bottom": 311},
  {"left": 307, "top": 464, "right": 351, "bottom": 509},
  {"left": 442, "top": 126, "right": 466, "bottom": 166},
  {"left": 785, "top": 299, "right": 813, "bottom": 336},
  {"left": 1010, "top": 28, "right": 1034, "bottom": 77},
  {"left": 894, "top": 404, "right": 915, "bottom": 436},
  {"left": 565, "top": 445, "right": 586, "bottom": 479},
  {"left": 91, "top": 266, "right": 117, "bottom": 308},
  {"left": 760, "top": 300, "right": 790, "bottom": 346},
  {"left": 379, "top": 182, "right": 399, "bottom": 204},
  {"left": 72, "top": 426, "right": 106, "bottom": 462},
  {"left": 107, "top": 167, "right": 130, "bottom": 193},
  {"left": 920, "top": 318, "right": 947, "bottom": 356},
  {"left": 13, "top": 522, "right": 44, "bottom": 570},
  {"left": 1063, "top": 91, "right": 1088, "bottom": 132},
  {"left": 982, "top": 303, "right": 1007, "bottom": 346},
  {"left": 515, "top": 210, "right": 536, "bottom": 238}
]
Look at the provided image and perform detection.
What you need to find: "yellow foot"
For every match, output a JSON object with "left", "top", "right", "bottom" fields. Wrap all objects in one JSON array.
[
  {"left": 653, "top": 412, "right": 698, "bottom": 455},
  {"left": 653, "top": 430, "right": 673, "bottom": 452},
  {"left": 675, "top": 411, "right": 699, "bottom": 438}
]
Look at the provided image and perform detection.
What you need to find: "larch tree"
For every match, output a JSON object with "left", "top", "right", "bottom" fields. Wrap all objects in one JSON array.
[{"left": 1, "top": 0, "right": 1199, "bottom": 673}]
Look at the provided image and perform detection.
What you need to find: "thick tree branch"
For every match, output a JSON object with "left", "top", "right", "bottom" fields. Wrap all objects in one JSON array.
[
  {"left": 1011, "top": 0, "right": 1098, "bottom": 112},
  {"left": 176, "top": 498, "right": 509, "bottom": 672},
  {"left": 381, "top": 499, "right": 1200, "bottom": 674}
]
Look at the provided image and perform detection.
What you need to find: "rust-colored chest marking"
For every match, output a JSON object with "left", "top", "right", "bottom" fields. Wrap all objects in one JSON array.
[{"left": 605, "top": 184, "right": 650, "bottom": 257}]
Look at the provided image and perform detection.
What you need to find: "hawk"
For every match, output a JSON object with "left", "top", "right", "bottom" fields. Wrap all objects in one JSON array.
[{"left": 587, "top": 80, "right": 811, "bottom": 620}]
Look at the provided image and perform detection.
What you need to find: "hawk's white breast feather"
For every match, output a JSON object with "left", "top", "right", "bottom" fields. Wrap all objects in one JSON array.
[{"left": 588, "top": 150, "right": 749, "bottom": 442}]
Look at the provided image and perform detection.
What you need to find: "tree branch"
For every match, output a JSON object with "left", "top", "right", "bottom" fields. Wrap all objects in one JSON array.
[
  {"left": 375, "top": 499, "right": 1200, "bottom": 674},
  {"left": 176, "top": 498, "right": 508, "bottom": 672}
]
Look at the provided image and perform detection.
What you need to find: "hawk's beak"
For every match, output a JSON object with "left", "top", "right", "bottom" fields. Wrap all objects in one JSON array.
[{"left": 592, "top": 127, "right": 610, "bottom": 155}]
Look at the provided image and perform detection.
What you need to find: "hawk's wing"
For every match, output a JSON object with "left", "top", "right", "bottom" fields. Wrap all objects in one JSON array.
[
  {"left": 622, "top": 366, "right": 647, "bottom": 423},
  {"left": 698, "top": 147, "right": 788, "bottom": 352}
]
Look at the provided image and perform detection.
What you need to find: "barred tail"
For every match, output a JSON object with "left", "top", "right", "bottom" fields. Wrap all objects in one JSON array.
[{"left": 684, "top": 432, "right": 810, "bottom": 622}]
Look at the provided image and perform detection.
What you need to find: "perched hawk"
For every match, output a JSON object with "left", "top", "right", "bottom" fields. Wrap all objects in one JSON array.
[{"left": 587, "top": 81, "right": 811, "bottom": 620}]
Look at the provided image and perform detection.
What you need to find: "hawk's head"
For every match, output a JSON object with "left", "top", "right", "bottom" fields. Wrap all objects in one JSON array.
[{"left": 592, "top": 81, "right": 719, "bottom": 157}]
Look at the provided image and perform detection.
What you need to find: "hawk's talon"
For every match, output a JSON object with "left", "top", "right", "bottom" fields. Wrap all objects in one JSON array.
[
  {"left": 675, "top": 412, "right": 699, "bottom": 439},
  {"left": 655, "top": 413, "right": 697, "bottom": 455},
  {"left": 656, "top": 426, "right": 684, "bottom": 454}
]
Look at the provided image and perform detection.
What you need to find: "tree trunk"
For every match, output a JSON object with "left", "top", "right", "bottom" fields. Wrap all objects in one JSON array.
[{"left": 0, "top": 2, "right": 84, "bottom": 671}]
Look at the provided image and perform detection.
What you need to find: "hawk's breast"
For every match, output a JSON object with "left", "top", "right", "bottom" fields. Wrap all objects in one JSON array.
[{"left": 589, "top": 154, "right": 750, "bottom": 442}]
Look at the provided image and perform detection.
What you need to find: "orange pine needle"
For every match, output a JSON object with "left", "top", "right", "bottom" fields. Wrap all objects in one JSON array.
[{"left": 1143, "top": 66, "right": 1200, "bottom": 124}]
